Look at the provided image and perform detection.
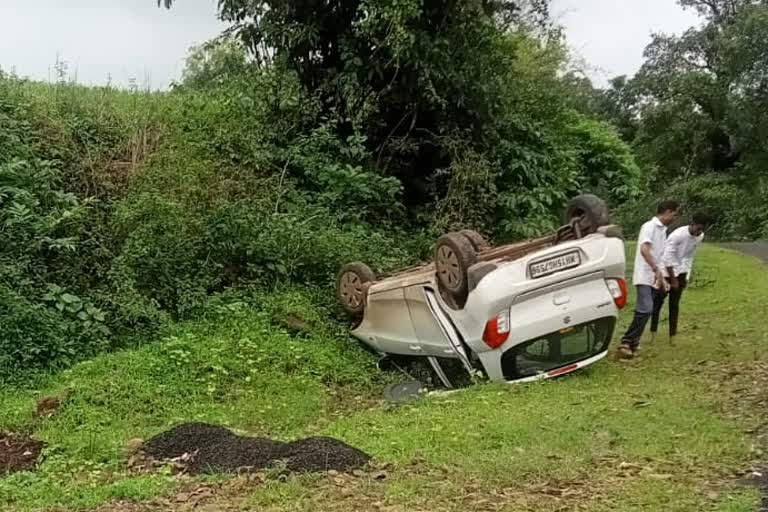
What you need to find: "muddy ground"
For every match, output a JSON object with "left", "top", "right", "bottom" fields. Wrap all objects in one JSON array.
[{"left": 0, "top": 431, "right": 45, "bottom": 476}]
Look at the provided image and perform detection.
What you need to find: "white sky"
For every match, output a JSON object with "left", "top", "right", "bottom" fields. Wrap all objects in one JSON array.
[
  {"left": 0, "top": 0, "right": 701, "bottom": 90},
  {"left": 0, "top": 0, "right": 226, "bottom": 90},
  {"left": 551, "top": 0, "right": 701, "bottom": 85}
]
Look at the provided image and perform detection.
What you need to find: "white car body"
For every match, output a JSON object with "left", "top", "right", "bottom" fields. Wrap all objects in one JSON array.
[{"left": 351, "top": 229, "right": 627, "bottom": 385}]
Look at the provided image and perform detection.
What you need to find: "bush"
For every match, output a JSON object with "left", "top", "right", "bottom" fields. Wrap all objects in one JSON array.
[
  {"left": 0, "top": 285, "right": 113, "bottom": 382},
  {"left": 0, "top": 76, "right": 165, "bottom": 378},
  {"left": 112, "top": 178, "right": 419, "bottom": 316},
  {"left": 616, "top": 173, "right": 768, "bottom": 240},
  {"left": 0, "top": 287, "right": 70, "bottom": 380}
]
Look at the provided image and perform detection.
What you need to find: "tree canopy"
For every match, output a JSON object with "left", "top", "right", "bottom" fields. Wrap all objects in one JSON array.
[
  {"left": 564, "top": 0, "right": 768, "bottom": 238},
  {"left": 159, "top": 0, "right": 641, "bottom": 239}
]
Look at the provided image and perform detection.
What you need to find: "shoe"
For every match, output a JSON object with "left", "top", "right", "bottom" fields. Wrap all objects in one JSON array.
[
  {"left": 650, "top": 332, "right": 657, "bottom": 343},
  {"left": 669, "top": 335, "right": 676, "bottom": 346},
  {"left": 617, "top": 344, "right": 634, "bottom": 360}
]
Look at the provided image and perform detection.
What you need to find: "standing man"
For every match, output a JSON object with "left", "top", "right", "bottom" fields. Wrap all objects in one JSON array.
[
  {"left": 618, "top": 201, "right": 680, "bottom": 360},
  {"left": 650, "top": 211, "right": 711, "bottom": 344}
]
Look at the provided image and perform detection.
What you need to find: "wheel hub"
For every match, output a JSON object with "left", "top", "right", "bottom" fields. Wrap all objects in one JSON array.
[
  {"left": 437, "top": 246, "right": 461, "bottom": 289},
  {"left": 570, "top": 208, "right": 593, "bottom": 235},
  {"left": 339, "top": 271, "right": 363, "bottom": 308}
]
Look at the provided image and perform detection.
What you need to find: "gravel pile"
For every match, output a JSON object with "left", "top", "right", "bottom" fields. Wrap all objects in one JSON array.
[{"left": 142, "top": 422, "right": 370, "bottom": 475}]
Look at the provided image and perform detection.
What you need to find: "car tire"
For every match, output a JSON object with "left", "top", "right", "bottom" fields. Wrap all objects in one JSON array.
[
  {"left": 336, "top": 262, "right": 376, "bottom": 315},
  {"left": 434, "top": 233, "right": 477, "bottom": 303},
  {"left": 563, "top": 194, "right": 610, "bottom": 236},
  {"left": 459, "top": 229, "right": 489, "bottom": 252}
]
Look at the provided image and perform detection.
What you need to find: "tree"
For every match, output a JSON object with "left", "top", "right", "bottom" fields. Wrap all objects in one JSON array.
[
  {"left": 159, "top": 1, "right": 552, "bottom": 204},
  {"left": 174, "top": 38, "right": 252, "bottom": 91},
  {"left": 678, "top": 0, "right": 767, "bottom": 23},
  {"left": 562, "top": 73, "right": 640, "bottom": 143},
  {"left": 160, "top": 0, "right": 642, "bottom": 239},
  {"left": 615, "top": 0, "right": 768, "bottom": 239},
  {"left": 633, "top": 0, "right": 768, "bottom": 178}
]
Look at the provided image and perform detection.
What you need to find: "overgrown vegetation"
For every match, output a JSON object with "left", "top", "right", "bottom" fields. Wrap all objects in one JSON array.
[
  {"left": 567, "top": 0, "right": 768, "bottom": 239},
  {"left": 0, "top": 0, "right": 646, "bottom": 377}
]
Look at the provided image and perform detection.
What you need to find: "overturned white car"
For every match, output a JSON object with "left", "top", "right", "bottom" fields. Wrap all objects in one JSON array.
[{"left": 336, "top": 195, "right": 627, "bottom": 389}]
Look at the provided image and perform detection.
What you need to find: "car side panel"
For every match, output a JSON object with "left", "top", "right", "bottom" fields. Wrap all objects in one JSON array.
[
  {"left": 403, "top": 286, "right": 457, "bottom": 358},
  {"left": 351, "top": 288, "right": 421, "bottom": 356}
]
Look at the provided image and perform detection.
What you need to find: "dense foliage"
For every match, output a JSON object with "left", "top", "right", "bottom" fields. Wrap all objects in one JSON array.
[
  {"left": 0, "top": 73, "right": 419, "bottom": 380},
  {"left": 1, "top": 0, "right": 647, "bottom": 378},
  {"left": 163, "top": 0, "right": 641, "bottom": 236},
  {"left": 569, "top": 0, "right": 768, "bottom": 239}
]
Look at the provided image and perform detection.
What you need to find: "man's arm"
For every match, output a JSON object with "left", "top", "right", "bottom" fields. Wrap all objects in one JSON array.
[
  {"left": 640, "top": 241, "right": 666, "bottom": 289},
  {"left": 661, "top": 229, "right": 685, "bottom": 289},
  {"left": 682, "top": 234, "right": 704, "bottom": 277}
]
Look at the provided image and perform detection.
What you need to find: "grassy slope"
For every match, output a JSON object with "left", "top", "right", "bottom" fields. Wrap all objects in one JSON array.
[{"left": 1, "top": 245, "right": 766, "bottom": 511}]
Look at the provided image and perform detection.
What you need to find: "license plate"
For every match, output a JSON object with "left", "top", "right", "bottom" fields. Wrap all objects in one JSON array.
[{"left": 529, "top": 251, "right": 581, "bottom": 279}]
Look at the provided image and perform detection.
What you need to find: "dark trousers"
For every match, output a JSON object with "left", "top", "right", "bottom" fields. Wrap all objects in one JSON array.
[
  {"left": 621, "top": 285, "right": 654, "bottom": 351},
  {"left": 650, "top": 273, "right": 688, "bottom": 337}
]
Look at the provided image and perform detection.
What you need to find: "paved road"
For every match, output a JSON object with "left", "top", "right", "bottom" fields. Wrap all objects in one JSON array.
[{"left": 719, "top": 242, "right": 768, "bottom": 263}]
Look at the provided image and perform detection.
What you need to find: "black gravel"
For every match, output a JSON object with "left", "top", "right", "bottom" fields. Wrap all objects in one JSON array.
[{"left": 141, "top": 422, "right": 370, "bottom": 475}]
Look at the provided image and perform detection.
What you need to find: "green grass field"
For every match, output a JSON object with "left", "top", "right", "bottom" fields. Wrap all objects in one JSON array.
[{"left": 1, "top": 245, "right": 766, "bottom": 511}]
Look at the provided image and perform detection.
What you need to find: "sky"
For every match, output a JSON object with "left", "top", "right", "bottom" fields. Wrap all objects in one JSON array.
[
  {"left": 550, "top": 0, "right": 700, "bottom": 85},
  {"left": 0, "top": 0, "right": 701, "bottom": 90},
  {"left": 0, "top": 0, "right": 226, "bottom": 90}
]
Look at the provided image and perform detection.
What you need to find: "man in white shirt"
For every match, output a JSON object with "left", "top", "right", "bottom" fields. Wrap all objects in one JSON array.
[
  {"left": 618, "top": 201, "right": 680, "bottom": 360},
  {"left": 650, "top": 211, "right": 711, "bottom": 344}
]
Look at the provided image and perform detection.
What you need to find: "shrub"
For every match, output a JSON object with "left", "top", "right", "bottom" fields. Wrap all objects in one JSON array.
[{"left": 616, "top": 173, "right": 768, "bottom": 240}]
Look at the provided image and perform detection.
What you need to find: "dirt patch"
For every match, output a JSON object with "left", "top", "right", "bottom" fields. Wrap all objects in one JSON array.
[
  {"left": 272, "top": 311, "right": 314, "bottom": 336},
  {"left": 706, "top": 360, "right": 768, "bottom": 439},
  {"left": 141, "top": 422, "right": 370, "bottom": 475},
  {"left": 0, "top": 431, "right": 45, "bottom": 476},
  {"left": 84, "top": 484, "right": 221, "bottom": 512},
  {"left": 702, "top": 360, "right": 768, "bottom": 508}
]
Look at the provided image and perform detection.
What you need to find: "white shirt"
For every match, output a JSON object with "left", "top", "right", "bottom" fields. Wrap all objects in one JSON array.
[
  {"left": 632, "top": 217, "right": 667, "bottom": 287},
  {"left": 661, "top": 225, "right": 704, "bottom": 277}
]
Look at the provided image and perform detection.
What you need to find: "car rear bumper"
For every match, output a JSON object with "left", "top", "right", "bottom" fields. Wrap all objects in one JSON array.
[
  {"left": 474, "top": 310, "right": 617, "bottom": 381},
  {"left": 425, "top": 350, "right": 608, "bottom": 398},
  {"left": 506, "top": 349, "right": 607, "bottom": 383}
]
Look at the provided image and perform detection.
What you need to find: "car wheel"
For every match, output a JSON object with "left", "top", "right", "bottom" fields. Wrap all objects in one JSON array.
[
  {"left": 336, "top": 262, "right": 376, "bottom": 315},
  {"left": 434, "top": 233, "right": 477, "bottom": 303},
  {"left": 459, "top": 229, "right": 489, "bottom": 252},
  {"left": 563, "top": 194, "right": 610, "bottom": 237}
]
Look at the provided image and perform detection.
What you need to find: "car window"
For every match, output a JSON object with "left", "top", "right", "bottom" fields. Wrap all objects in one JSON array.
[{"left": 503, "top": 318, "right": 615, "bottom": 379}]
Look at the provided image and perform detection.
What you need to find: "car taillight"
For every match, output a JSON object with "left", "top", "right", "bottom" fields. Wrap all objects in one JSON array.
[
  {"left": 605, "top": 278, "right": 627, "bottom": 309},
  {"left": 482, "top": 310, "right": 510, "bottom": 349}
]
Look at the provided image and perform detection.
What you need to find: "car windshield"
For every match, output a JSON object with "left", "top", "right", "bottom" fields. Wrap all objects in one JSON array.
[{"left": 501, "top": 317, "right": 615, "bottom": 380}]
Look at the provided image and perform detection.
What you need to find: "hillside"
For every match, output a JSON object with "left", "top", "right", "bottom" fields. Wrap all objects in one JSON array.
[
  {"left": 0, "top": 19, "right": 643, "bottom": 382},
  {"left": 1, "top": 246, "right": 766, "bottom": 511}
]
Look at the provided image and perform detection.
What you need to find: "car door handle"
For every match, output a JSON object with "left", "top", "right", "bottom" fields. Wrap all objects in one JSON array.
[{"left": 409, "top": 345, "right": 422, "bottom": 352}]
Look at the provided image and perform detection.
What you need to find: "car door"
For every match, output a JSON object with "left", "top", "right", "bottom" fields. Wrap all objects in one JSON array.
[
  {"left": 362, "top": 287, "right": 424, "bottom": 356},
  {"left": 403, "top": 285, "right": 459, "bottom": 358}
]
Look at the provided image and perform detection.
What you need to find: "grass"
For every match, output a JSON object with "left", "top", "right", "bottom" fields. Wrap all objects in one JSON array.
[{"left": 1, "top": 245, "right": 766, "bottom": 511}]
